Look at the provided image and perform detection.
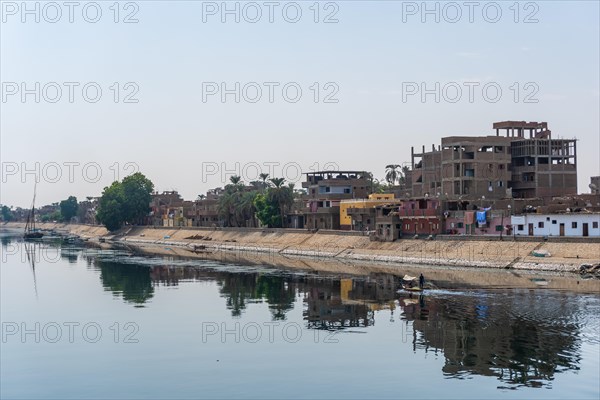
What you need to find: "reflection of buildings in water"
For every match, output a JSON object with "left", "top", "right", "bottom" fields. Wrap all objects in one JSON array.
[
  {"left": 145, "top": 265, "right": 402, "bottom": 325},
  {"left": 304, "top": 274, "right": 400, "bottom": 330},
  {"left": 304, "top": 279, "right": 373, "bottom": 330},
  {"left": 399, "top": 293, "right": 582, "bottom": 388}
]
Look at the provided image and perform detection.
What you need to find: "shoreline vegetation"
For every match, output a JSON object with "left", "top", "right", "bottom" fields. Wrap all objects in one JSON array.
[{"left": 4, "top": 222, "right": 600, "bottom": 293}]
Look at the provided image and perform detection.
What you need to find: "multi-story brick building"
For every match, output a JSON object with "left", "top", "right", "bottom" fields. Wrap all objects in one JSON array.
[
  {"left": 302, "top": 171, "right": 372, "bottom": 230},
  {"left": 410, "top": 121, "right": 577, "bottom": 201}
]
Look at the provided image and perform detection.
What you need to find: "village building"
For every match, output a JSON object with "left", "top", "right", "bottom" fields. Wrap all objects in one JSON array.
[
  {"left": 373, "top": 198, "right": 443, "bottom": 241},
  {"left": 340, "top": 193, "right": 396, "bottom": 231},
  {"left": 302, "top": 171, "right": 371, "bottom": 230},
  {"left": 510, "top": 213, "right": 600, "bottom": 237},
  {"left": 410, "top": 121, "right": 577, "bottom": 201}
]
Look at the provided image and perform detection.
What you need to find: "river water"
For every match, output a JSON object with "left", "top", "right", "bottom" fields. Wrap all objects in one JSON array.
[{"left": 1, "top": 229, "right": 599, "bottom": 399}]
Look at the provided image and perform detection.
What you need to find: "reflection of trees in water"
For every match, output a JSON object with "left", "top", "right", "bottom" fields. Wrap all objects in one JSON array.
[
  {"left": 1, "top": 235, "right": 13, "bottom": 246},
  {"left": 215, "top": 274, "right": 296, "bottom": 319},
  {"left": 401, "top": 293, "right": 582, "bottom": 388},
  {"left": 97, "top": 261, "right": 154, "bottom": 305},
  {"left": 217, "top": 273, "right": 260, "bottom": 317},
  {"left": 255, "top": 275, "right": 296, "bottom": 320}
]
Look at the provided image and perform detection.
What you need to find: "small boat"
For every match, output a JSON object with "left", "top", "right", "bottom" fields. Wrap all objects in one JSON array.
[
  {"left": 400, "top": 274, "right": 424, "bottom": 292},
  {"left": 401, "top": 284, "right": 424, "bottom": 292},
  {"left": 24, "top": 184, "right": 44, "bottom": 240},
  {"left": 531, "top": 249, "right": 551, "bottom": 258}
]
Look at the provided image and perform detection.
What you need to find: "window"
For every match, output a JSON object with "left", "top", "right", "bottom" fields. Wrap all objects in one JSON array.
[
  {"left": 546, "top": 217, "right": 550, "bottom": 221},
  {"left": 457, "top": 222, "right": 463, "bottom": 228},
  {"left": 518, "top": 225, "right": 524, "bottom": 230},
  {"left": 593, "top": 222, "right": 598, "bottom": 229},
  {"left": 495, "top": 225, "right": 503, "bottom": 231},
  {"left": 538, "top": 222, "right": 544, "bottom": 228},
  {"left": 497, "top": 181, "right": 504, "bottom": 187},
  {"left": 572, "top": 222, "right": 577, "bottom": 228},
  {"left": 552, "top": 220, "right": 557, "bottom": 224}
]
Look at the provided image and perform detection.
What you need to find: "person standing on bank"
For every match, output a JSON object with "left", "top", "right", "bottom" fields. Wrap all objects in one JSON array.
[{"left": 419, "top": 273, "right": 425, "bottom": 290}]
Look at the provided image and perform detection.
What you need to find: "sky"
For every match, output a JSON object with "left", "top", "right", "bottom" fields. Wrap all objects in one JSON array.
[{"left": 1, "top": 0, "right": 599, "bottom": 207}]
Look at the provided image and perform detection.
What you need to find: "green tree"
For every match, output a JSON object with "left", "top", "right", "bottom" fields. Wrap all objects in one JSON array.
[
  {"left": 121, "top": 173, "right": 154, "bottom": 224},
  {"left": 1, "top": 205, "right": 13, "bottom": 222},
  {"left": 60, "top": 196, "right": 78, "bottom": 222},
  {"left": 253, "top": 178, "right": 294, "bottom": 228},
  {"left": 96, "top": 172, "right": 154, "bottom": 231},
  {"left": 254, "top": 193, "right": 280, "bottom": 227},
  {"left": 41, "top": 210, "right": 62, "bottom": 222},
  {"left": 96, "top": 181, "right": 125, "bottom": 231}
]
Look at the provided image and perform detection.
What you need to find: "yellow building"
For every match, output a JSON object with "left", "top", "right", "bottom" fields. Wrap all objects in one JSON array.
[{"left": 340, "top": 193, "right": 395, "bottom": 230}]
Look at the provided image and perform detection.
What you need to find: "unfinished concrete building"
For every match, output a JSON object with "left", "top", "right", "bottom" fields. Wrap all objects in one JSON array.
[
  {"left": 410, "top": 145, "right": 442, "bottom": 197},
  {"left": 410, "top": 121, "right": 578, "bottom": 201},
  {"left": 496, "top": 121, "right": 577, "bottom": 199}
]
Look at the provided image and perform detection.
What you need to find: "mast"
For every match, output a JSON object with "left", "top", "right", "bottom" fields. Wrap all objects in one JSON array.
[
  {"left": 25, "top": 183, "right": 37, "bottom": 233},
  {"left": 31, "top": 182, "right": 37, "bottom": 231}
]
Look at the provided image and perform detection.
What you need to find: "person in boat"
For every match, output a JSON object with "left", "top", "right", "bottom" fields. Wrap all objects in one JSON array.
[{"left": 419, "top": 273, "right": 425, "bottom": 289}]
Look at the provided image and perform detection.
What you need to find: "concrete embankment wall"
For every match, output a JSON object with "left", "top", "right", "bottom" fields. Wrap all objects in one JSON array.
[{"left": 4, "top": 222, "right": 599, "bottom": 272}]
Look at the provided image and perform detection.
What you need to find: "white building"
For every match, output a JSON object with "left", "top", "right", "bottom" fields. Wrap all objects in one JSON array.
[{"left": 511, "top": 213, "right": 600, "bottom": 237}]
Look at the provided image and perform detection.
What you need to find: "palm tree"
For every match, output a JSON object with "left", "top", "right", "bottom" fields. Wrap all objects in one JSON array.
[
  {"left": 268, "top": 178, "right": 292, "bottom": 228},
  {"left": 385, "top": 164, "right": 401, "bottom": 185},
  {"left": 259, "top": 173, "right": 270, "bottom": 186},
  {"left": 229, "top": 175, "right": 242, "bottom": 186},
  {"left": 270, "top": 177, "right": 285, "bottom": 188},
  {"left": 399, "top": 165, "right": 410, "bottom": 186}
]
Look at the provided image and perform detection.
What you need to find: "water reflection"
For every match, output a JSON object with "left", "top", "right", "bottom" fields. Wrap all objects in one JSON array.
[
  {"left": 399, "top": 291, "right": 584, "bottom": 388},
  {"left": 97, "top": 261, "right": 155, "bottom": 306},
  {"left": 91, "top": 257, "right": 597, "bottom": 390},
  {"left": 2, "top": 232, "right": 597, "bottom": 392}
]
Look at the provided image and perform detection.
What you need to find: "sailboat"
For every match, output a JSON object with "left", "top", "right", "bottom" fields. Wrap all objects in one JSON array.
[{"left": 24, "top": 184, "right": 44, "bottom": 239}]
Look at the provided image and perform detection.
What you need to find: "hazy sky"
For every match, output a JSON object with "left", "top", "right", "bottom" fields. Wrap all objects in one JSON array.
[{"left": 1, "top": 0, "right": 599, "bottom": 207}]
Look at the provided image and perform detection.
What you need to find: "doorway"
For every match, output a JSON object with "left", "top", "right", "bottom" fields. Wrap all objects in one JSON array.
[
  {"left": 528, "top": 223, "right": 534, "bottom": 236},
  {"left": 559, "top": 223, "right": 565, "bottom": 236},
  {"left": 583, "top": 223, "right": 589, "bottom": 237}
]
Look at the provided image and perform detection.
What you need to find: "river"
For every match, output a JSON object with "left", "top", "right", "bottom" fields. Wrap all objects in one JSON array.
[{"left": 1, "top": 229, "right": 599, "bottom": 399}]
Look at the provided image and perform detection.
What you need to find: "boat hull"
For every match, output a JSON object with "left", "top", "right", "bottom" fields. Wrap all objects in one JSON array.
[
  {"left": 24, "top": 232, "right": 44, "bottom": 239},
  {"left": 400, "top": 284, "right": 424, "bottom": 292}
]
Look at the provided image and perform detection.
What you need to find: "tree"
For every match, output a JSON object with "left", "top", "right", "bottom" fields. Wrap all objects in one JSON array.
[
  {"left": 96, "top": 181, "right": 125, "bottom": 231},
  {"left": 96, "top": 173, "right": 154, "bottom": 231},
  {"left": 254, "top": 178, "right": 294, "bottom": 228},
  {"left": 1, "top": 205, "right": 13, "bottom": 222},
  {"left": 254, "top": 193, "right": 280, "bottom": 227},
  {"left": 60, "top": 196, "right": 78, "bottom": 222},
  {"left": 229, "top": 175, "right": 242, "bottom": 186},
  {"left": 121, "top": 173, "right": 154, "bottom": 225},
  {"left": 385, "top": 164, "right": 401, "bottom": 185},
  {"left": 41, "top": 210, "right": 62, "bottom": 222},
  {"left": 259, "top": 173, "right": 270, "bottom": 192}
]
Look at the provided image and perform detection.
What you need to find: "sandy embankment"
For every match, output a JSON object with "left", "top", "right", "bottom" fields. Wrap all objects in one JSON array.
[
  {"left": 6, "top": 222, "right": 599, "bottom": 273},
  {"left": 4, "top": 222, "right": 599, "bottom": 292}
]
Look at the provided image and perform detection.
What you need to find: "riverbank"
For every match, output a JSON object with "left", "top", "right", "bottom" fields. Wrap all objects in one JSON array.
[
  {"left": 3, "top": 222, "right": 599, "bottom": 293},
  {"left": 5, "top": 222, "right": 600, "bottom": 272}
]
